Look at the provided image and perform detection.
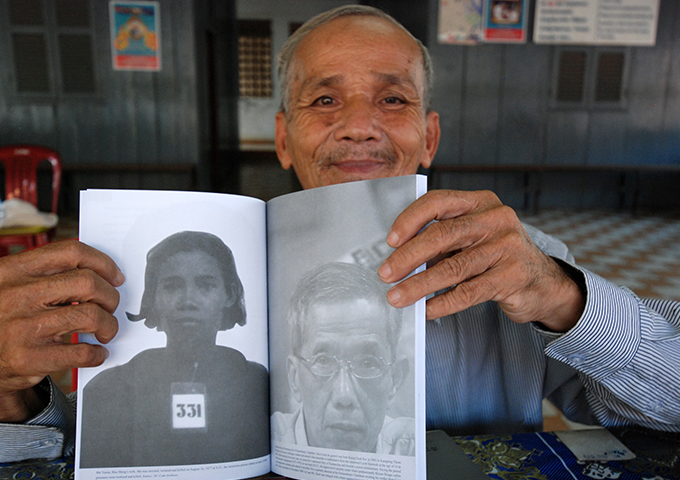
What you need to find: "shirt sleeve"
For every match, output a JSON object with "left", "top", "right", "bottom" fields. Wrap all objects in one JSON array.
[
  {"left": 0, "top": 376, "right": 76, "bottom": 462},
  {"left": 544, "top": 265, "right": 680, "bottom": 432},
  {"left": 523, "top": 222, "right": 680, "bottom": 431}
]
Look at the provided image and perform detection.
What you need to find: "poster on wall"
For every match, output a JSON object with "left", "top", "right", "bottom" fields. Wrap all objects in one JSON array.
[
  {"left": 438, "top": 0, "right": 484, "bottom": 44},
  {"left": 534, "top": 0, "right": 660, "bottom": 46},
  {"left": 482, "top": 0, "right": 529, "bottom": 43},
  {"left": 438, "top": 0, "right": 528, "bottom": 44},
  {"left": 110, "top": 1, "right": 161, "bottom": 71}
]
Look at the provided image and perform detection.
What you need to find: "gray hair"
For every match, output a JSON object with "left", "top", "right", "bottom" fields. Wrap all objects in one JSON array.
[
  {"left": 288, "top": 262, "right": 403, "bottom": 359},
  {"left": 276, "top": 5, "right": 433, "bottom": 114}
]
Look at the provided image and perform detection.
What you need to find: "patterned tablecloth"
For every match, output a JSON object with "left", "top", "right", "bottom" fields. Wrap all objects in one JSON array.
[
  {"left": 0, "top": 456, "right": 73, "bottom": 479},
  {"left": 1, "top": 427, "right": 677, "bottom": 480},
  {"left": 454, "top": 426, "right": 680, "bottom": 480}
]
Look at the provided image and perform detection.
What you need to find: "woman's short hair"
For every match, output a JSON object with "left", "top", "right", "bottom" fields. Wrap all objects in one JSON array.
[{"left": 126, "top": 231, "right": 246, "bottom": 331}]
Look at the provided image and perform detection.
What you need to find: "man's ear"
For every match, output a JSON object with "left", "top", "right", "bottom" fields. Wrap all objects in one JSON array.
[
  {"left": 387, "top": 357, "right": 409, "bottom": 401},
  {"left": 287, "top": 355, "right": 303, "bottom": 403},
  {"left": 275, "top": 111, "right": 293, "bottom": 170},
  {"left": 420, "top": 111, "right": 440, "bottom": 169}
]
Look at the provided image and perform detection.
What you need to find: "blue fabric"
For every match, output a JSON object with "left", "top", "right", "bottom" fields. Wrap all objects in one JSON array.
[
  {"left": 0, "top": 456, "right": 73, "bottom": 479},
  {"left": 455, "top": 429, "right": 680, "bottom": 480}
]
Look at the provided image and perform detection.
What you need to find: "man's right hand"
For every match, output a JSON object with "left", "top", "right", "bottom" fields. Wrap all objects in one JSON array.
[{"left": 0, "top": 240, "right": 124, "bottom": 422}]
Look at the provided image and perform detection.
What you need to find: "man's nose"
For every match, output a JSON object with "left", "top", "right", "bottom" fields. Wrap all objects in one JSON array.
[
  {"left": 330, "top": 365, "right": 360, "bottom": 409},
  {"left": 334, "top": 96, "right": 382, "bottom": 143}
]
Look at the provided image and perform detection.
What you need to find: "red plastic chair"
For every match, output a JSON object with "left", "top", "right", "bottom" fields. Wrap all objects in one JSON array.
[{"left": 0, "top": 145, "right": 62, "bottom": 255}]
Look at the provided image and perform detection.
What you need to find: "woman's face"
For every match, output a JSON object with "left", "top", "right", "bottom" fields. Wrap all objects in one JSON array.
[{"left": 153, "top": 250, "right": 235, "bottom": 338}]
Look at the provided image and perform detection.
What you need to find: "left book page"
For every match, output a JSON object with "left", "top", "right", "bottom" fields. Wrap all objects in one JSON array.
[{"left": 76, "top": 190, "right": 271, "bottom": 480}]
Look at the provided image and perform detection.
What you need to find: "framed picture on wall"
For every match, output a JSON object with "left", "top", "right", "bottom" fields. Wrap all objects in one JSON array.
[
  {"left": 482, "top": 0, "right": 528, "bottom": 43},
  {"left": 110, "top": 1, "right": 161, "bottom": 71},
  {"left": 437, "top": 0, "right": 483, "bottom": 45}
]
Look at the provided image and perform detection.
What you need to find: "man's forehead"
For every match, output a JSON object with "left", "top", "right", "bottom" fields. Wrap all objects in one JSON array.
[
  {"left": 302, "top": 324, "right": 390, "bottom": 355},
  {"left": 297, "top": 71, "right": 420, "bottom": 94},
  {"left": 303, "top": 298, "right": 390, "bottom": 332},
  {"left": 289, "top": 15, "right": 424, "bottom": 85}
]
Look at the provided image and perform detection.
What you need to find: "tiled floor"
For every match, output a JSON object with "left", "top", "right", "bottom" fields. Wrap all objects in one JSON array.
[
  {"left": 519, "top": 209, "right": 680, "bottom": 430},
  {"left": 519, "top": 209, "right": 680, "bottom": 302},
  {"left": 47, "top": 209, "right": 680, "bottom": 430}
]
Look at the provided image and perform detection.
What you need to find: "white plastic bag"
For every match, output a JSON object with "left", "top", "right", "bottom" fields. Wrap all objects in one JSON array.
[{"left": 0, "top": 198, "right": 58, "bottom": 228}]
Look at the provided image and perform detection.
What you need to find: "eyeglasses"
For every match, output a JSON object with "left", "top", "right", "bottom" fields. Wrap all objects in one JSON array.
[{"left": 297, "top": 353, "right": 392, "bottom": 379}]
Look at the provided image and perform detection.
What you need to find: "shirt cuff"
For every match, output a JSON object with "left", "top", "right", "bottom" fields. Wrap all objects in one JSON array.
[
  {"left": 530, "top": 257, "right": 587, "bottom": 339},
  {"left": 544, "top": 266, "right": 641, "bottom": 381},
  {"left": 0, "top": 377, "right": 75, "bottom": 462}
]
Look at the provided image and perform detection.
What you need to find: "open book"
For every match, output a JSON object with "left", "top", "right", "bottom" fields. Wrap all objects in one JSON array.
[{"left": 75, "top": 175, "right": 427, "bottom": 480}]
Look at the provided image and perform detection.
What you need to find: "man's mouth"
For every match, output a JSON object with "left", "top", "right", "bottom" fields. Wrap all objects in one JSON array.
[
  {"left": 331, "top": 160, "right": 386, "bottom": 174},
  {"left": 318, "top": 146, "right": 397, "bottom": 174},
  {"left": 326, "top": 420, "right": 365, "bottom": 433}
]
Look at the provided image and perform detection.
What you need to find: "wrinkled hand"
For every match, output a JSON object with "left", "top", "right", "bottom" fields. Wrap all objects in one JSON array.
[
  {"left": 0, "top": 240, "right": 123, "bottom": 422},
  {"left": 378, "top": 190, "right": 585, "bottom": 331}
]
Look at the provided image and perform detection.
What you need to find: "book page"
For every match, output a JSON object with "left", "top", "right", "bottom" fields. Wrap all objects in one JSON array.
[
  {"left": 76, "top": 190, "right": 270, "bottom": 480},
  {"left": 267, "top": 175, "right": 427, "bottom": 480}
]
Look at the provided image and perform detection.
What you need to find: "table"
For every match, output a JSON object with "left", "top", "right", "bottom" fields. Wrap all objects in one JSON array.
[
  {"left": 453, "top": 426, "right": 680, "bottom": 480},
  {"left": 2, "top": 427, "right": 677, "bottom": 479}
]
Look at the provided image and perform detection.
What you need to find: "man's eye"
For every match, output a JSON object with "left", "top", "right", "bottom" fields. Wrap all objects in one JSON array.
[
  {"left": 313, "top": 96, "right": 335, "bottom": 106},
  {"left": 383, "top": 96, "right": 405, "bottom": 105},
  {"left": 312, "top": 354, "right": 334, "bottom": 367},
  {"left": 356, "top": 356, "right": 381, "bottom": 369}
]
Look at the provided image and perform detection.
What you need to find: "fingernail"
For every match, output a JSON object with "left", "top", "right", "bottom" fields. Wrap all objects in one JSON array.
[
  {"left": 378, "top": 262, "right": 391, "bottom": 280},
  {"left": 387, "top": 287, "right": 401, "bottom": 306},
  {"left": 387, "top": 231, "right": 399, "bottom": 247},
  {"left": 115, "top": 270, "right": 126, "bottom": 286}
]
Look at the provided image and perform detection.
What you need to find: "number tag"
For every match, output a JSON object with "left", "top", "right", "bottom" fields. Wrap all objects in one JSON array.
[{"left": 171, "top": 382, "right": 206, "bottom": 430}]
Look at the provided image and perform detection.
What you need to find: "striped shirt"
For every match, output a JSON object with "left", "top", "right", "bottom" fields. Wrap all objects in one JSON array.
[{"left": 426, "top": 225, "right": 680, "bottom": 435}]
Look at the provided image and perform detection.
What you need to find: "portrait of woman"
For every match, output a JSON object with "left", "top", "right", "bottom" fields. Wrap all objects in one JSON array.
[{"left": 79, "top": 231, "right": 269, "bottom": 468}]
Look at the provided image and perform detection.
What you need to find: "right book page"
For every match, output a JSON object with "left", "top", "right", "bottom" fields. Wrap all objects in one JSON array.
[{"left": 267, "top": 175, "right": 427, "bottom": 480}]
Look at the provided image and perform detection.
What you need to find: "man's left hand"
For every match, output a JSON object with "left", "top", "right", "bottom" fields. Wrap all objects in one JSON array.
[{"left": 378, "top": 190, "right": 585, "bottom": 332}]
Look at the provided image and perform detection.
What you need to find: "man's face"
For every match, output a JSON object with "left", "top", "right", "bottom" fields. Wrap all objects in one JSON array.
[
  {"left": 275, "top": 15, "right": 440, "bottom": 189},
  {"left": 154, "top": 250, "right": 234, "bottom": 338},
  {"left": 288, "top": 298, "right": 405, "bottom": 452}
]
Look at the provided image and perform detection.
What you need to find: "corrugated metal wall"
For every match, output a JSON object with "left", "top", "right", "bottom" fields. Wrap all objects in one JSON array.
[
  {"left": 0, "top": 0, "right": 201, "bottom": 208},
  {"left": 427, "top": 0, "right": 680, "bottom": 209}
]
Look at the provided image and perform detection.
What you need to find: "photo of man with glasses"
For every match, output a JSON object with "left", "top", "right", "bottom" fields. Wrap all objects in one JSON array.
[{"left": 271, "top": 262, "right": 414, "bottom": 456}]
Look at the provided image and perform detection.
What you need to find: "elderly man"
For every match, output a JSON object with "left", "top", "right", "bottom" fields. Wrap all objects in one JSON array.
[
  {"left": 1, "top": 5, "right": 679, "bottom": 462},
  {"left": 271, "top": 262, "right": 413, "bottom": 455}
]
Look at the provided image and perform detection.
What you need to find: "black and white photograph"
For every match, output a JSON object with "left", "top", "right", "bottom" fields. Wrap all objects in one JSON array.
[
  {"left": 266, "top": 176, "right": 426, "bottom": 474},
  {"left": 271, "top": 261, "right": 415, "bottom": 455},
  {"left": 76, "top": 191, "right": 270, "bottom": 478}
]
